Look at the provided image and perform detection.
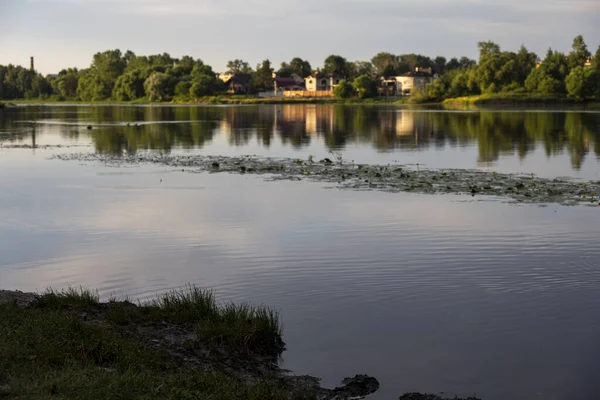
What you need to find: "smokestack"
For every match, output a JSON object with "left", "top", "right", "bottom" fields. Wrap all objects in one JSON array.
[{"left": 30, "top": 57, "right": 34, "bottom": 71}]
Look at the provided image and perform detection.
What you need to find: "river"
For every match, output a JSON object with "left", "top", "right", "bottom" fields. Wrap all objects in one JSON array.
[{"left": 1, "top": 104, "right": 599, "bottom": 400}]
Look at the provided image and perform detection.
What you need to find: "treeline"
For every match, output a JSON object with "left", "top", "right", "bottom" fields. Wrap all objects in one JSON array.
[
  {"left": 0, "top": 35, "right": 598, "bottom": 102},
  {"left": 418, "top": 35, "right": 600, "bottom": 102}
]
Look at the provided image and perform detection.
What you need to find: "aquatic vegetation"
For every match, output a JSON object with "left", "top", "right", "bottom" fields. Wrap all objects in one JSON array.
[{"left": 53, "top": 152, "right": 600, "bottom": 206}]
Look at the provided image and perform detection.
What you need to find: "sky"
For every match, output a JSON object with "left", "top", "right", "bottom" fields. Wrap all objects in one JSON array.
[{"left": 0, "top": 0, "right": 598, "bottom": 75}]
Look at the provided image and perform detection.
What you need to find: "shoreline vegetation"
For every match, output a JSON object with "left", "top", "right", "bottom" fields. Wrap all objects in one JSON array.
[
  {"left": 1, "top": 36, "right": 599, "bottom": 108},
  {"left": 0, "top": 287, "right": 481, "bottom": 400},
  {"left": 3, "top": 95, "right": 600, "bottom": 109},
  {"left": 53, "top": 153, "right": 600, "bottom": 207}
]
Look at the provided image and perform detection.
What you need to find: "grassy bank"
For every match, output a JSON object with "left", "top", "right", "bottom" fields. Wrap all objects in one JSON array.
[
  {"left": 0, "top": 286, "right": 485, "bottom": 399},
  {"left": 5, "top": 96, "right": 409, "bottom": 106},
  {"left": 0, "top": 286, "right": 313, "bottom": 400},
  {"left": 441, "top": 93, "right": 599, "bottom": 109}
]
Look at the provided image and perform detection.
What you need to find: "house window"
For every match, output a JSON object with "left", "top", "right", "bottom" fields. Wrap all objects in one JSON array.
[{"left": 321, "top": 79, "right": 327, "bottom": 85}]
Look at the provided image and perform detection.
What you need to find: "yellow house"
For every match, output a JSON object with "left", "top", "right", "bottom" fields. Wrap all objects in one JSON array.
[
  {"left": 394, "top": 67, "right": 434, "bottom": 96},
  {"left": 304, "top": 73, "right": 343, "bottom": 91}
]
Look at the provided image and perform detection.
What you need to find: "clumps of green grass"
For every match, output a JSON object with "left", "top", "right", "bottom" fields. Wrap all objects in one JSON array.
[
  {"left": 35, "top": 286, "right": 100, "bottom": 308},
  {"left": 0, "top": 301, "right": 313, "bottom": 400},
  {"left": 196, "top": 302, "right": 283, "bottom": 352},
  {"left": 105, "top": 285, "right": 283, "bottom": 355}
]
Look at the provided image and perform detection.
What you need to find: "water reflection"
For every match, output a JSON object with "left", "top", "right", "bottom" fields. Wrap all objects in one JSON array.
[{"left": 1, "top": 105, "right": 599, "bottom": 169}]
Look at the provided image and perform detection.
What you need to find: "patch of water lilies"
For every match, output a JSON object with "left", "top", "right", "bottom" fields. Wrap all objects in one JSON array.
[{"left": 52, "top": 152, "right": 600, "bottom": 207}]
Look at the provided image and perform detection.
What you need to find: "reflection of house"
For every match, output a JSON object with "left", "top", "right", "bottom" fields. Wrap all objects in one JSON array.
[
  {"left": 396, "top": 111, "right": 415, "bottom": 136},
  {"left": 304, "top": 104, "right": 334, "bottom": 135},
  {"left": 274, "top": 75, "right": 305, "bottom": 93},
  {"left": 223, "top": 74, "right": 252, "bottom": 94},
  {"left": 304, "top": 73, "right": 343, "bottom": 91}
]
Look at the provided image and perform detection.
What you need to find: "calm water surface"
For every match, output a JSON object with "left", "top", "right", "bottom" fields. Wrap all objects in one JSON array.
[{"left": 1, "top": 105, "right": 599, "bottom": 400}]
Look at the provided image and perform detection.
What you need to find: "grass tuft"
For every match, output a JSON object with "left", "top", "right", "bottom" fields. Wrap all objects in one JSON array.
[
  {"left": 102, "top": 285, "right": 284, "bottom": 355},
  {"left": 36, "top": 286, "right": 100, "bottom": 308}
]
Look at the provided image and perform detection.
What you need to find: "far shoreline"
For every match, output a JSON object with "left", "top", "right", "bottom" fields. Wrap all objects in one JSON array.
[{"left": 3, "top": 94, "right": 599, "bottom": 110}]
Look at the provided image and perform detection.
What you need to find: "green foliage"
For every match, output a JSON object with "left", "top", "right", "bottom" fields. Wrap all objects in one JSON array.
[
  {"left": 0, "top": 64, "right": 51, "bottom": 99},
  {"left": 278, "top": 57, "right": 312, "bottom": 78},
  {"left": 525, "top": 49, "right": 569, "bottom": 94},
  {"left": 333, "top": 81, "right": 355, "bottom": 98},
  {"left": 252, "top": 59, "right": 274, "bottom": 91},
  {"left": 226, "top": 59, "right": 252, "bottom": 74},
  {"left": 323, "top": 55, "right": 350, "bottom": 76},
  {"left": 566, "top": 66, "right": 586, "bottom": 100},
  {"left": 189, "top": 64, "right": 220, "bottom": 98},
  {"left": 112, "top": 69, "right": 147, "bottom": 101},
  {"left": 353, "top": 75, "right": 377, "bottom": 98},
  {"left": 143, "top": 71, "right": 169, "bottom": 101},
  {"left": 371, "top": 52, "right": 402, "bottom": 75},
  {"left": 568, "top": 35, "right": 591, "bottom": 69},
  {"left": 77, "top": 70, "right": 112, "bottom": 101},
  {"left": 348, "top": 61, "right": 374, "bottom": 79},
  {"left": 50, "top": 69, "right": 80, "bottom": 99},
  {"left": 175, "top": 80, "right": 192, "bottom": 98}
]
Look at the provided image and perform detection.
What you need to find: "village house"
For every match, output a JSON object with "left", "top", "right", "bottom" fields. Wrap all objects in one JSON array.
[
  {"left": 304, "top": 72, "right": 344, "bottom": 92},
  {"left": 273, "top": 74, "right": 305, "bottom": 93},
  {"left": 378, "top": 67, "right": 435, "bottom": 96},
  {"left": 396, "top": 67, "right": 434, "bottom": 96},
  {"left": 220, "top": 73, "right": 252, "bottom": 94}
]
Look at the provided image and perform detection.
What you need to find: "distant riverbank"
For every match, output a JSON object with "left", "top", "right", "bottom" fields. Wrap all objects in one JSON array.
[
  {"left": 4, "top": 96, "right": 409, "bottom": 106},
  {"left": 440, "top": 93, "right": 600, "bottom": 109},
  {"left": 4, "top": 94, "right": 598, "bottom": 109}
]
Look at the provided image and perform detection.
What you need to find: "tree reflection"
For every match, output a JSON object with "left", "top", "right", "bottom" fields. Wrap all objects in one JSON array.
[{"left": 1, "top": 105, "right": 598, "bottom": 168}]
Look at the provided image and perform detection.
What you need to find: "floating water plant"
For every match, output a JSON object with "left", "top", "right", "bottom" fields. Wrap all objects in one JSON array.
[{"left": 52, "top": 153, "right": 600, "bottom": 207}]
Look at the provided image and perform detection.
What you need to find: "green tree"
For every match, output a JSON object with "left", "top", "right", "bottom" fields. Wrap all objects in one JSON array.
[
  {"left": 566, "top": 66, "right": 585, "bottom": 99},
  {"left": 593, "top": 46, "right": 600, "bottom": 68},
  {"left": 51, "top": 69, "right": 79, "bottom": 99},
  {"left": 348, "top": 61, "right": 374, "bottom": 79},
  {"left": 568, "top": 35, "right": 591, "bottom": 69},
  {"left": 189, "top": 64, "right": 220, "bottom": 98},
  {"left": 77, "top": 70, "right": 112, "bottom": 101},
  {"left": 113, "top": 69, "right": 147, "bottom": 100},
  {"left": 226, "top": 59, "right": 252, "bottom": 74},
  {"left": 288, "top": 57, "right": 312, "bottom": 77},
  {"left": 323, "top": 55, "right": 349, "bottom": 76},
  {"left": 172, "top": 56, "right": 199, "bottom": 76},
  {"left": 583, "top": 67, "right": 600, "bottom": 98},
  {"left": 353, "top": 75, "right": 377, "bottom": 98},
  {"left": 251, "top": 59, "right": 274, "bottom": 91},
  {"left": 477, "top": 41, "right": 501, "bottom": 59},
  {"left": 433, "top": 56, "right": 446, "bottom": 74},
  {"left": 333, "top": 81, "right": 355, "bottom": 98},
  {"left": 371, "top": 52, "right": 401, "bottom": 75},
  {"left": 525, "top": 49, "right": 569, "bottom": 94},
  {"left": 144, "top": 71, "right": 169, "bottom": 101}
]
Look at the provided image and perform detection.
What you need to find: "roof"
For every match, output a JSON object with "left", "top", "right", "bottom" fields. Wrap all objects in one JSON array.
[
  {"left": 305, "top": 72, "right": 344, "bottom": 80},
  {"left": 401, "top": 70, "right": 433, "bottom": 78},
  {"left": 275, "top": 77, "right": 299, "bottom": 86},
  {"left": 227, "top": 73, "right": 252, "bottom": 84}
]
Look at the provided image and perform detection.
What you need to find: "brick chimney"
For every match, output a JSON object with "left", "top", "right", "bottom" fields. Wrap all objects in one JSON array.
[{"left": 30, "top": 57, "right": 34, "bottom": 71}]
